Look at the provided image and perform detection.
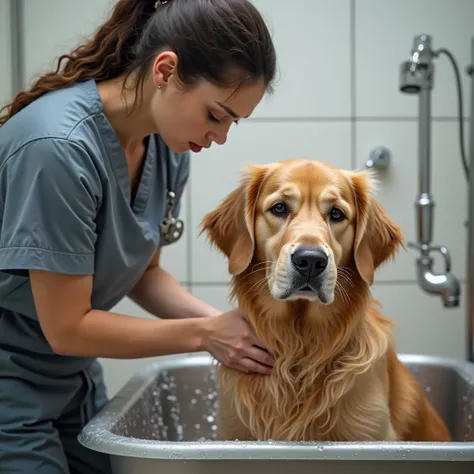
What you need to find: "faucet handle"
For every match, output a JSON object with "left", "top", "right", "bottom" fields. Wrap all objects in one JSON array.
[
  {"left": 407, "top": 241, "right": 421, "bottom": 251},
  {"left": 407, "top": 241, "right": 452, "bottom": 273},
  {"left": 429, "top": 246, "right": 452, "bottom": 273}
]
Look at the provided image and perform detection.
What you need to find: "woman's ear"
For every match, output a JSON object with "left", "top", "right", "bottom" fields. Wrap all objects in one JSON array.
[
  {"left": 200, "top": 164, "right": 271, "bottom": 276},
  {"left": 152, "top": 51, "right": 178, "bottom": 86},
  {"left": 349, "top": 170, "right": 405, "bottom": 285}
]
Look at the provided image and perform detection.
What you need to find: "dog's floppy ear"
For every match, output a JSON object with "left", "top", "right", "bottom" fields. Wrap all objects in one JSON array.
[
  {"left": 349, "top": 170, "right": 405, "bottom": 285},
  {"left": 200, "top": 164, "right": 271, "bottom": 276}
]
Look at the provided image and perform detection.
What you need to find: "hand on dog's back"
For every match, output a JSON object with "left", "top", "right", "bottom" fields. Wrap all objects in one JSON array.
[{"left": 201, "top": 309, "right": 274, "bottom": 375}]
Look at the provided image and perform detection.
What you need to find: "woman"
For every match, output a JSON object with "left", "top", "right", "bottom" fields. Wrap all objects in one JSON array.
[{"left": 0, "top": 0, "right": 277, "bottom": 472}]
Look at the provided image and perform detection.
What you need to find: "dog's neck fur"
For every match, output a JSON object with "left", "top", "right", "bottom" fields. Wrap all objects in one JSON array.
[{"left": 224, "top": 262, "right": 394, "bottom": 441}]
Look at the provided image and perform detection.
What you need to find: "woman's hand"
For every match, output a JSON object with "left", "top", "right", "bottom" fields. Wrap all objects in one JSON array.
[{"left": 201, "top": 308, "right": 275, "bottom": 375}]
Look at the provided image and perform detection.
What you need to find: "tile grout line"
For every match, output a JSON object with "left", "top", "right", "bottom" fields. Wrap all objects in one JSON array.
[
  {"left": 350, "top": 0, "right": 356, "bottom": 170},
  {"left": 243, "top": 116, "right": 469, "bottom": 123}
]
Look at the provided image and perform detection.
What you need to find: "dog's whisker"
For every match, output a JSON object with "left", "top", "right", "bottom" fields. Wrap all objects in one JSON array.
[
  {"left": 248, "top": 275, "right": 270, "bottom": 294},
  {"left": 334, "top": 283, "right": 345, "bottom": 306},
  {"left": 338, "top": 276, "right": 354, "bottom": 292},
  {"left": 335, "top": 281, "right": 350, "bottom": 306},
  {"left": 242, "top": 265, "right": 272, "bottom": 280},
  {"left": 337, "top": 267, "right": 354, "bottom": 280},
  {"left": 339, "top": 281, "right": 351, "bottom": 303},
  {"left": 242, "top": 262, "right": 273, "bottom": 278},
  {"left": 252, "top": 260, "right": 273, "bottom": 267},
  {"left": 338, "top": 266, "right": 357, "bottom": 280},
  {"left": 337, "top": 271, "right": 355, "bottom": 290}
]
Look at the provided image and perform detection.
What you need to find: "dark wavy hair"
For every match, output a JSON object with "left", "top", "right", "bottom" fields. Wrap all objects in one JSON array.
[{"left": 0, "top": 0, "right": 277, "bottom": 126}]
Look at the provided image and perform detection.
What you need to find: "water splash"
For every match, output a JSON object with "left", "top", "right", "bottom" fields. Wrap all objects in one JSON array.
[{"left": 113, "top": 364, "right": 219, "bottom": 442}]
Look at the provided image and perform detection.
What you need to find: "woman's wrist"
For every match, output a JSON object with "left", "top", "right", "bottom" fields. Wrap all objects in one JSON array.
[{"left": 194, "top": 313, "right": 215, "bottom": 352}]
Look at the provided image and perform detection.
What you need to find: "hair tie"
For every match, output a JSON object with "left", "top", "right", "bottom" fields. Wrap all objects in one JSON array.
[{"left": 154, "top": 0, "right": 169, "bottom": 9}]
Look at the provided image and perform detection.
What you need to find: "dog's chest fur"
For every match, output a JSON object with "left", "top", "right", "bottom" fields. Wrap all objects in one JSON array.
[{"left": 217, "top": 355, "right": 395, "bottom": 442}]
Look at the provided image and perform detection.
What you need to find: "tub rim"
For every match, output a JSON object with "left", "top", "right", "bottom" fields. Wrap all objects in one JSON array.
[{"left": 78, "top": 352, "right": 474, "bottom": 462}]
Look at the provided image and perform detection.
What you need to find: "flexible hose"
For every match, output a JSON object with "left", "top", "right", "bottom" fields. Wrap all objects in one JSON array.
[{"left": 435, "top": 48, "right": 469, "bottom": 179}]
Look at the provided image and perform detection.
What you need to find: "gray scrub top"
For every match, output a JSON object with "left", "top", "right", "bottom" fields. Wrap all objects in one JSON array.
[{"left": 0, "top": 79, "right": 190, "bottom": 375}]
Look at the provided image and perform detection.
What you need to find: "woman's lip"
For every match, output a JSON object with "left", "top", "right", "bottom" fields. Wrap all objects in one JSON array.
[{"left": 189, "top": 142, "right": 203, "bottom": 153}]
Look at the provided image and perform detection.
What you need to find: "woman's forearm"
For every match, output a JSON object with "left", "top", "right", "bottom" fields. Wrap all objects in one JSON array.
[
  {"left": 129, "top": 265, "right": 222, "bottom": 319},
  {"left": 29, "top": 267, "right": 215, "bottom": 360},
  {"left": 57, "top": 309, "right": 209, "bottom": 359}
]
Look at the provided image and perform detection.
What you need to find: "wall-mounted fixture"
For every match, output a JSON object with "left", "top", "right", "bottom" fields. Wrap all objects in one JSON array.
[
  {"left": 400, "top": 34, "right": 473, "bottom": 362},
  {"left": 366, "top": 147, "right": 391, "bottom": 170}
]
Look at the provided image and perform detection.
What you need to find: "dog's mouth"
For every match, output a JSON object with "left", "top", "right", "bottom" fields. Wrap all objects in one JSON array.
[
  {"left": 275, "top": 277, "right": 332, "bottom": 303},
  {"left": 297, "top": 280, "right": 330, "bottom": 302}
]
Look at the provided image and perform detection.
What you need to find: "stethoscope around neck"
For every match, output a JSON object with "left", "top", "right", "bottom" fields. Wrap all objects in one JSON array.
[
  {"left": 158, "top": 144, "right": 185, "bottom": 245},
  {"left": 160, "top": 190, "right": 184, "bottom": 244}
]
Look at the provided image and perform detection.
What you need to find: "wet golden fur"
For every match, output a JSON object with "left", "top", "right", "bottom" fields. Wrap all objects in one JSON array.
[{"left": 201, "top": 159, "right": 451, "bottom": 442}]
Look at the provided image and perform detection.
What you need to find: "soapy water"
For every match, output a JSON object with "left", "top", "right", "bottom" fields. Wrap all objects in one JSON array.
[
  {"left": 114, "top": 365, "right": 219, "bottom": 442},
  {"left": 112, "top": 362, "right": 474, "bottom": 443}
]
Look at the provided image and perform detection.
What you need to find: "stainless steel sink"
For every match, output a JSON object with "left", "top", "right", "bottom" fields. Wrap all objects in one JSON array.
[{"left": 78, "top": 352, "right": 474, "bottom": 473}]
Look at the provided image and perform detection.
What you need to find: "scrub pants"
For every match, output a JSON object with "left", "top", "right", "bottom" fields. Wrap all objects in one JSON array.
[{"left": 0, "top": 351, "right": 113, "bottom": 473}]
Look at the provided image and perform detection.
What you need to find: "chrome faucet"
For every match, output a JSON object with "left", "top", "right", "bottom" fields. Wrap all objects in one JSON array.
[{"left": 399, "top": 34, "right": 461, "bottom": 309}]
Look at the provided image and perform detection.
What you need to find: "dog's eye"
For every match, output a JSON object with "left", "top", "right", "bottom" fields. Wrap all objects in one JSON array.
[
  {"left": 329, "top": 207, "right": 346, "bottom": 222},
  {"left": 270, "top": 202, "right": 289, "bottom": 217}
]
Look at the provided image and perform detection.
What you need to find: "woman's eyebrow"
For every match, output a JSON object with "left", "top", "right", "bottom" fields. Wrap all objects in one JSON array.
[{"left": 215, "top": 101, "right": 249, "bottom": 119}]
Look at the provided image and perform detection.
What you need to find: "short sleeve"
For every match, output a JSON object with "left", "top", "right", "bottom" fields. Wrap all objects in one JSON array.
[{"left": 0, "top": 138, "right": 102, "bottom": 275}]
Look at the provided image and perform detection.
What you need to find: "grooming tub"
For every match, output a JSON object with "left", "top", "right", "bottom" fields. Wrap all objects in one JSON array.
[{"left": 79, "top": 352, "right": 474, "bottom": 473}]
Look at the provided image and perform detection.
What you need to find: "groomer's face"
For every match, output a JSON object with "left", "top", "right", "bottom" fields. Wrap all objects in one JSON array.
[{"left": 150, "top": 51, "right": 266, "bottom": 154}]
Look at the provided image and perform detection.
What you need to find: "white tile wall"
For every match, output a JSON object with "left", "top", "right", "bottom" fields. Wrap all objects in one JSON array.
[
  {"left": 355, "top": 0, "right": 474, "bottom": 118},
  {"left": 22, "top": 0, "right": 116, "bottom": 85},
  {"left": 0, "top": 0, "right": 12, "bottom": 106},
  {"left": 248, "top": 0, "right": 352, "bottom": 118},
  {"left": 11, "top": 0, "right": 472, "bottom": 396}
]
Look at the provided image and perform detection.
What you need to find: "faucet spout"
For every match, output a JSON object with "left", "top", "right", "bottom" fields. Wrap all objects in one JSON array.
[{"left": 415, "top": 250, "right": 461, "bottom": 308}]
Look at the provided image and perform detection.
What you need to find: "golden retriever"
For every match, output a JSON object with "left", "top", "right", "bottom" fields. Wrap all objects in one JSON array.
[{"left": 200, "top": 158, "right": 451, "bottom": 442}]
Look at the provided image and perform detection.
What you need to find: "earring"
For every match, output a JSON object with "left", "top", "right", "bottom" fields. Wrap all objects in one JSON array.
[{"left": 158, "top": 84, "right": 162, "bottom": 90}]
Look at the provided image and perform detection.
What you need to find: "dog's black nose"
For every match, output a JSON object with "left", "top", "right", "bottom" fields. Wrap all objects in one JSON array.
[{"left": 291, "top": 246, "right": 328, "bottom": 278}]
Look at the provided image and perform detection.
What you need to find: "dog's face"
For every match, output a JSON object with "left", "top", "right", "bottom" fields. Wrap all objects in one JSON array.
[
  {"left": 252, "top": 161, "right": 358, "bottom": 304},
  {"left": 201, "top": 159, "right": 404, "bottom": 306}
]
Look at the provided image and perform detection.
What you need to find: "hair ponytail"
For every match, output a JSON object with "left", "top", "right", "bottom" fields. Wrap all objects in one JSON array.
[
  {"left": 0, "top": 0, "right": 277, "bottom": 127},
  {"left": 0, "top": 0, "right": 155, "bottom": 126}
]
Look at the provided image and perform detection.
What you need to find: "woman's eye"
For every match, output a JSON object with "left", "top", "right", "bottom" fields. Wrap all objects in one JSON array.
[
  {"left": 330, "top": 207, "right": 346, "bottom": 222},
  {"left": 208, "top": 112, "right": 220, "bottom": 123},
  {"left": 270, "top": 202, "right": 290, "bottom": 217}
]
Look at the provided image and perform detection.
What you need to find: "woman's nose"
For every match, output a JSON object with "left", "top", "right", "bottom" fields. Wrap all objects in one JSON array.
[{"left": 208, "top": 125, "right": 230, "bottom": 146}]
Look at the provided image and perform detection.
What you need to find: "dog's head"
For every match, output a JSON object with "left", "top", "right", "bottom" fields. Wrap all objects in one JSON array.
[{"left": 201, "top": 159, "right": 404, "bottom": 306}]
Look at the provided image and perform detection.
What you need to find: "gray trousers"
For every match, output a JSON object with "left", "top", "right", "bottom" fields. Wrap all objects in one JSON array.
[{"left": 0, "top": 351, "right": 112, "bottom": 474}]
